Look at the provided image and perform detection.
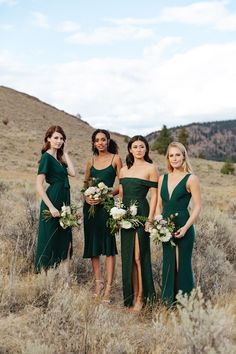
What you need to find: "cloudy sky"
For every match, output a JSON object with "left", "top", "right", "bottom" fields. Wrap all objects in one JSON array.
[{"left": 1, "top": 0, "right": 236, "bottom": 135}]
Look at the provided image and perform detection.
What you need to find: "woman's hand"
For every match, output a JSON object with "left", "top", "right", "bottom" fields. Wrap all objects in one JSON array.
[
  {"left": 85, "top": 196, "right": 101, "bottom": 206},
  {"left": 144, "top": 220, "right": 152, "bottom": 232},
  {"left": 49, "top": 206, "right": 60, "bottom": 218},
  {"left": 63, "top": 139, "right": 68, "bottom": 154},
  {"left": 174, "top": 225, "right": 188, "bottom": 239}
]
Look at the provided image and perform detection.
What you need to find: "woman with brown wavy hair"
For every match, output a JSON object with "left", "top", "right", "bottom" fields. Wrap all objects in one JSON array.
[{"left": 35, "top": 126, "right": 75, "bottom": 272}]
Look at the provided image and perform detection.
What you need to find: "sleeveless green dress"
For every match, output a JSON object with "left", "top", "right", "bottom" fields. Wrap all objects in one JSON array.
[
  {"left": 120, "top": 177, "right": 157, "bottom": 307},
  {"left": 83, "top": 161, "right": 117, "bottom": 258},
  {"left": 35, "top": 152, "right": 72, "bottom": 272},
  {"left": 161, "top": 173, "right": 195, "bottom": 305}
]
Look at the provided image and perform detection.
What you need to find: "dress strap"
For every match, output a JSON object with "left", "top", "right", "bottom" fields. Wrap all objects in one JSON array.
[{"left": 111, "top": 154, "right": 116, "bottom": 164}]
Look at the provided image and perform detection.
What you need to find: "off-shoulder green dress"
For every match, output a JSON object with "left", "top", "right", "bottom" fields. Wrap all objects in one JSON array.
[
  {"left": 161, "top": 173, "right": 195, "bottom": 305},
  {"left": 120, "top": 177, "right": 157, "bottom": 307},
  {"left": 35, "top": 152, "right": 72, "bottom": 272},
  {"left": 83, "top": 161, "right": 118, "bottom": 258}
]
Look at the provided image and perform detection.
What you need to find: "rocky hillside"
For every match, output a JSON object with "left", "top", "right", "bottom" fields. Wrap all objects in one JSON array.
[
  {"left": 146, "top": 120, "right": 236, "bottom": 161},
  {"left": 0, "top": 86, "right": 127, "bottom": 184}
]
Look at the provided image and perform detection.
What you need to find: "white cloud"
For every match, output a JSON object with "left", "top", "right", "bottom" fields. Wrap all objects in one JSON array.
[
  {"left": 0, "top": 23, "right": 13, "bottom": 30},
  {"left": 0, "top": 0, "right": 17, "bottom": 5},
  {"left": 144, "top": 36, "right": 182, "bottom": 62},
  {"left": 105, "top": 17, "right": 160, "bottom": 26},
  {"left": 67, "top": 25, "right": 154, "bottom": 44},
  {"left": 1, "top": 39, "right": 236, "bottom": 135},
  {"left": 159, "top": 1, "right": 227, "bottom": 25},
  {"left": 216, "top": 13, "right": 236, "bottom": 31},
  {"left": 31, "top": 11, "right": 49, "bottom": 29},
  {"left": 57, "top": 21, "right": 80, "bottom": 33}
]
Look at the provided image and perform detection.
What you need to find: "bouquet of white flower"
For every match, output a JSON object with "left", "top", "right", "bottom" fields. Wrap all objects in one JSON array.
[
  {"left": 43, "top": 203, "right": 81, "bottom": 229},
  {"left": 82, "top": 177, "right": 113, "bottom": 218},
  {"left": 149, "top": 213, "right": 178, "bottom": 246},
  {"left": 107, "top": 198, "right": 145, "bottom": 235}
]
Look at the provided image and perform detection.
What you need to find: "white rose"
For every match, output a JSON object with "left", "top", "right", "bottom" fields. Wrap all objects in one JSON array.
[
  {"left": 59, "top": 220, "right": 67, "bottom": 229},
  {"left": 121, "top": 220, "right": 132, "bottom": 229},
  {"left": 65, "top": 206, "right": 71, "bottom": 214},
  {"left": 161, "top": 233, "right": 172, "bottom": 242},
  {"left": 84, "top": 186, "right": 96, "bottom": 196},
  {"left": 150, "top": 229, "right": 159, "bottom": 237},
  {"left": 110, "top": 207, "right": 127, "bottom": 220},
  {"left": 129, "top": 204, "right": 137, "bottom": 216},
  {"left": 155, "top": 214, "right": 163, "bottom": 222}
]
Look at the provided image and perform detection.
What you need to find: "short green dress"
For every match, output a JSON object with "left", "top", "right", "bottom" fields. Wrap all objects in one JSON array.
[
  {"left": 83, "top": 161, "right": 117, "bottom": 258},
  {"left": 161, "top": 173, "right": 195, "bottom": 305},
  {"left": 120, "top": 177, "right": 157, "bottom": 307},
  {"left": 35, "top": 152, "right": 72, "bottom": 272}
]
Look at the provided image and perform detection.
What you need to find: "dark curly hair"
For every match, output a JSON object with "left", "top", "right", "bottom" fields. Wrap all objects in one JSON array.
[{"left": 91, "top": 129, "right": 119, "bottom": 155}]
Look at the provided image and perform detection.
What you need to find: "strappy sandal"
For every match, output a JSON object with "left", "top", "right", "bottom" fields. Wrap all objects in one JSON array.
[
  {"left": 102, "top": 284, "right": 112, "bottom": 304},
  {"left": 93, "top": 280, "right": 104, "bottom": 298}
]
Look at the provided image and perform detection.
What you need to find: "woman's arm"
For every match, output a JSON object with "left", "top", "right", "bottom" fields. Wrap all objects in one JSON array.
[
  {"left": 155, "top": 175, "right": 164, "bottom": 216},
  {"left": 175, "top": 174, "right": 201, "bottom": 238},
  {"left": 118, "top": 167, "right": 124, "bottom": 199},
  {"left": 83, "top": 160, "right": 101, "bottom": 206},
  {"left": 36, "top": 174, "right": 60, "bottom": 217},
  {"left": 147, "top": 165, "right": 159, "bottom": 220},
  {"left": 112, "top": 155, "right": 123, "bottom": 196}
]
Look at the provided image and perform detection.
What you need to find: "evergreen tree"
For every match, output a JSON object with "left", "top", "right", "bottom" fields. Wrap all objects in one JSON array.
[
  {"left": 220, "top": 157, "right": 235, "bottom": 175},
  {"left": 178, "top": 127, "right": 189, "bottom": 149},
  {"left": 151, "top": 125, "right": 173, "bottom": 155}
]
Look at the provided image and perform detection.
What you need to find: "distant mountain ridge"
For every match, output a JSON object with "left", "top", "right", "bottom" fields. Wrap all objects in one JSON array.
[{"left": 146, "top": 120, "right": 236, "bottom": 162}]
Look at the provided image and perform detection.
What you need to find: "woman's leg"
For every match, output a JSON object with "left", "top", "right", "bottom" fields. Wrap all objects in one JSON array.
[
  {"left": 131, "top": 233, "right": 143, "bottom": 311},
  {"left": 132, "top": 261, "right": 138, "bottom": 305},
  {"left": 91, "top": 256, "right": 103, "bottom": 296},
  {"left": 103, "top": 255, "right": 116, "bottom": 302}
]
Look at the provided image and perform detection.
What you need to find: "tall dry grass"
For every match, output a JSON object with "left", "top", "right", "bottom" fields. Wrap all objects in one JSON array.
[{"left": 0, "top": 186, "right": 235, "bottom": 353}]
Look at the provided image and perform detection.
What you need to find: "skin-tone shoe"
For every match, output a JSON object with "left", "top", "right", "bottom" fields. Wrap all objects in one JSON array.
[
  {"left": 93, "top": 280, "right": 104, "bottom": 298},
  {"left": 102, "top": 284, "right": 112, "bottom": 304}
]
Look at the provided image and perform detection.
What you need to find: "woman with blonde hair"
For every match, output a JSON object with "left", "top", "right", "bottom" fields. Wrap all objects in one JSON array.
[{"left": 155, "top": 142, "right": 201, "bottom": 305}]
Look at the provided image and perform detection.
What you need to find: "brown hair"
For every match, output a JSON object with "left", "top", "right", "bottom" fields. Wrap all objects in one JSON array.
[
  {"left": 165, "top": 141, "right": 193, "bottom": 173},
  {"left": 41, "top": 126, "right": 66, "bottom": 165},
  {"left": 126, "top": 135, "right": 152, "bottom": 169}
]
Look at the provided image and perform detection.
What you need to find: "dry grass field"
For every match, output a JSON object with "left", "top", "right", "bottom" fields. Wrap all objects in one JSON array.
[{"left": 0, "top": 86, "right": 235, "bottom": 353}]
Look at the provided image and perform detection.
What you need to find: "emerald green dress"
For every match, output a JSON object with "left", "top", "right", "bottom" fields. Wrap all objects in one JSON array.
[
  {"left": 161, "top": 173, "right": 195, "bottom": 305},
  {"left": 35, "top": 152, "right": 72, "bottom": 272},
  {"left": 83, "top": 162, "right": 117, "bottom": 258},
  {"left": 120, "top": 177, "right": 157, "bottom": 307}
]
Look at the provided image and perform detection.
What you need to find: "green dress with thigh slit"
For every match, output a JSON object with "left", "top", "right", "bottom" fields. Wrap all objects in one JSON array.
[
  {"left": 161, "top": 173, "right": 195, "bottom": 305},
  {"left": 83, "top": 163, "right": 117, "bottom": 258},
  {"left": 120, "top": 177, "right": 157, "bottom": 307},
  {"left": 35, "top": 152, "right": 72, "bottom": 272}
]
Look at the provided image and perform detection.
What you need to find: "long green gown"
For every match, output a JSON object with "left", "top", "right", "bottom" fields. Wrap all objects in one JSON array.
[
  {"left": 120, "top": 177, "right": 157, "bottom": 307},
  {"left": 35, "top": 152, "right": 72, "bottom": 272},
  {"left": 161, "top": 173, "right": 195, "bottom": 305},
  {"left": 83, "top": 162, "right": 117, "bottom": 258}
]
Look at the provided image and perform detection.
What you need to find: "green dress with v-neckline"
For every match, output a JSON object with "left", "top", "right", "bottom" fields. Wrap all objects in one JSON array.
[
  {"left": 161, "top": 173, "right": 195, "bottom": 305},
  {"left": 120, "top": 177, "right": 157, "bottom": 307},
  {"left": 83, "top": 163, "right": 117, "bottom": 258},
  {"left": 35, "top": 152, "right": 72, "bottom": 272}
]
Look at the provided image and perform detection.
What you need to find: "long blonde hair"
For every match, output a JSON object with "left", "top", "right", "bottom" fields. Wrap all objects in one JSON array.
[{"left": 165, "top": 142, "right": 193, "bottom": 173}]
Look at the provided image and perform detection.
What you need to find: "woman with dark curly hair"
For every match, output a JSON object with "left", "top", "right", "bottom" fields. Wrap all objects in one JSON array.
[{"left": 83, "top": 129, "right": 122, "bottom": 303}]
